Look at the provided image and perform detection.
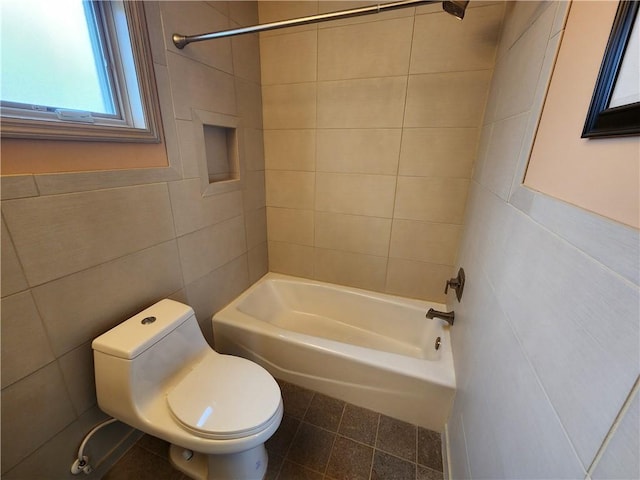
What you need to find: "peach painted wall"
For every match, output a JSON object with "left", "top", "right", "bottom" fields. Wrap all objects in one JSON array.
[
  {"left": 524, "top": 1, "right": 640, "bottom": 229},
  {"left": 1, "top": 138, "right": 168, "bottom": 174}
]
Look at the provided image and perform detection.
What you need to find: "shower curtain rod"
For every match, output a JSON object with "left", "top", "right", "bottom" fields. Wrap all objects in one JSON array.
[{"left": 172, "top": 0, "right": 469, "bottom": 49}]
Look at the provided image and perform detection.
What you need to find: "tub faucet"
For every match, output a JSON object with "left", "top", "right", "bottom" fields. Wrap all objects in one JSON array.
[{"left": 426, "top": 308, "right": 455, "bottom": 326}]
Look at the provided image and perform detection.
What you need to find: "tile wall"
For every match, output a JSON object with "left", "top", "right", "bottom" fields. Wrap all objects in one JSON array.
[
  {"left": 3, "top": 2, "right": 638, "bottom": 479},
  {"left": 447, "top": 2, "right": 640, "bottom": 478},
  {"left": 0, "top": 2, "right": 266, "bottom": 477},
  {"left": 260, "top": 1, "right": 505, "bottom": 302}
]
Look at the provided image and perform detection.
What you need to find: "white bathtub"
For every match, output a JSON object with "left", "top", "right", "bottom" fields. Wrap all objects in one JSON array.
[{"left": 212, "top": 273, "right": 456, "bottom": 432}]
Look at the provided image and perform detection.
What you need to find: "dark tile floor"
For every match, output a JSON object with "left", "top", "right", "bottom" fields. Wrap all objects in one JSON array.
[{"left": 104, "top": 379, "right": 445, "bottom": 480}]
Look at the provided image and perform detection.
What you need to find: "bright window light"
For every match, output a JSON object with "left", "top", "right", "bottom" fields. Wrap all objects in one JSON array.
[
  {"left": 2, "top": 0, "right": 116, "bottom": 114},
  {"left": 0, "top": 0, "right": 161, "bottom": 142}
]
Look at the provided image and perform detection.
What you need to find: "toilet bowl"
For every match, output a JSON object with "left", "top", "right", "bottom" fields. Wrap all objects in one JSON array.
[{"left": 92, "top": 299, "right": 283, "bottom": 480}]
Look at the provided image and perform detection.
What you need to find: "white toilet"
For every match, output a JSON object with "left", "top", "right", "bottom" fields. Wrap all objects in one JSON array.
[{"left": 92, "top": 299, "right": 283, "bottom": 480}]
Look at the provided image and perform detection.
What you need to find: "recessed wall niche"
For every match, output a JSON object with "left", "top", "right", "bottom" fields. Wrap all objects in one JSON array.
[
  {"left": 203, "top": 125, "right": 238, "bottom": 183},
  {"left": 193, "top": 109, "right": 244, "bottom": 197}
]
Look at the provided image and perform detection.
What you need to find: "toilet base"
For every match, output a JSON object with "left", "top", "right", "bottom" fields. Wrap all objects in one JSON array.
[{"left": 169, "top": 443, "right": 268, "bottom": 480}]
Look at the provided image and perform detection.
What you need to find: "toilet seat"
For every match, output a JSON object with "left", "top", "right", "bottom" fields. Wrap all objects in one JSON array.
[{"left": 166, "top": 354, "right": 282, "bottom": 440}]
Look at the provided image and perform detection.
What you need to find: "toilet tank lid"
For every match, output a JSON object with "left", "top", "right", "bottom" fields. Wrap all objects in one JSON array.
[{"left": 92, "top": 299, "right": 194, "bottom": 360}]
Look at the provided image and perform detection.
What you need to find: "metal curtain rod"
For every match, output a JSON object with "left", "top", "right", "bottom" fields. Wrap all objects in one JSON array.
[{"left": 173, "top": 0, "right": 469, "bottom": 49}]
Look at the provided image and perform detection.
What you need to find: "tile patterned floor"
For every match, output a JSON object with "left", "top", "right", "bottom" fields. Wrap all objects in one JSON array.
[{"left": 104, "top": 379, "right": 445, "bottom": 480}]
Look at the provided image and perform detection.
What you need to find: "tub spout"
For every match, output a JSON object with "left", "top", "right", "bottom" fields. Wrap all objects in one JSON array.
[{"left": 426, "top": 308, "right": 455, "bottom": 326}]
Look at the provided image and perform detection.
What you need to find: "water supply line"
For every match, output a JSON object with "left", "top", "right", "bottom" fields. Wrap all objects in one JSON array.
[{"left": 70, "top": 417, "right": 118, "bottom": 475}]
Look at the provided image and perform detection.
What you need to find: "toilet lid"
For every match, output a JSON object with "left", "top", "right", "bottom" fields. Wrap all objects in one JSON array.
[{"left": 166, "top": 354, "right": 282, "bottom": 440}]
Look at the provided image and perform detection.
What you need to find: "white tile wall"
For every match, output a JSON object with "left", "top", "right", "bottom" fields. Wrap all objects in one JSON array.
[
  {"left": 448, "top": 2, "right": 640, "bottom": 479},
  {"left": 591, "top": 382, "right": 640, "bottom": 480},
  {"left": 461, "top": 302, "right": 585, "bottom": 478},
  {"left": 493, "top": 4, "right": 556, "bottom": 120},
  {"left": 477, "top": 113, "right": 528, "bottom": 200},
  {"left": 445, "top": 411, "right": 471, "bottom": 479},
  {"left": 492, "top": 212, "right": 639, "bottom": 464}
]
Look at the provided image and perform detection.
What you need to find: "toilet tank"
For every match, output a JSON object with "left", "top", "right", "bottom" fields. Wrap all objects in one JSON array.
[{"left": 92, "top": 299, "right": 210, "bottom": 423}]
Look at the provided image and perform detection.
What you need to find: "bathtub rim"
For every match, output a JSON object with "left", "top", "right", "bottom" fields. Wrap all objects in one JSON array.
[{"left": 212, "top": 272, "right": 456, "bottom": 389}]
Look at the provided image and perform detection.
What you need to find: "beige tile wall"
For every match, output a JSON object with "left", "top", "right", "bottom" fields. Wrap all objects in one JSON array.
[
  {"left": 0, "top": 1, "right": 267, "bottom": 476},
  {"left": 261, "top": 1, "right": 505, "bottom": 301}
]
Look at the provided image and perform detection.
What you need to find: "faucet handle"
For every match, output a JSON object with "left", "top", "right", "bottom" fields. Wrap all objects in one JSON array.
[
  {"left": 444, "top": 268, "right": 465, "bottom": 302},
  {"left": 444, "top": 278, "right": 459, "bottom": 294}
]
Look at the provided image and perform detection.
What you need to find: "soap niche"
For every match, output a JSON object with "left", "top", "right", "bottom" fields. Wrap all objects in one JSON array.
[
  {"left": 193, "top": 109, "right": 243, "bottom": 197},
  {"left": 203, "top": 125, "right": 239, "bottom": 184}
]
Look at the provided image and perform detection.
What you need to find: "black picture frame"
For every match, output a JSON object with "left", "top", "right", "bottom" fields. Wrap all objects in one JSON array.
[{"left": 582, "top": 1, "right": 640, "bottom": 139}]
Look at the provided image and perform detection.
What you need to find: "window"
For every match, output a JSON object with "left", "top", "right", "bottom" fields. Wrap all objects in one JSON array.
[{"left": 0, "top": 0, "right": 161, "bottom": 143}]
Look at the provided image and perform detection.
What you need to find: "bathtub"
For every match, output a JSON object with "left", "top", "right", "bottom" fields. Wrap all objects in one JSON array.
[{"left": 211, "top": 273, "right": 456, "bottom": 432}]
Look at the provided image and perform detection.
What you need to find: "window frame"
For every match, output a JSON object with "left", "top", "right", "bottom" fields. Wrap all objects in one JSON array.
[
  {"left": 581, "top": 0, "right": 640, "bottom": 139},
  {"left": 0, "top": 1, "right": 163, "bottom": 143}
]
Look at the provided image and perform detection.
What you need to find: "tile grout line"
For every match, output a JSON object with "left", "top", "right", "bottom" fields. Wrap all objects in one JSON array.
[
  {"left": 322, "top": 401, "right": 347, "bottom": 477},
  {"left": 368, "top": 412, "right": 382, "bottom": 480},
  {"left": 586, "top": 375, "right": 640, "bottom": 477},
  {"left": 415, "top": 422, "right": 419, "bottom": 479},
  {"left": 276, "top": 387, "right": 314, "bottom": 478}
]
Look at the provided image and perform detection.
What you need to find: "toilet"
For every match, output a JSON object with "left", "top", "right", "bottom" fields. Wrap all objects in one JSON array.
[{"left": 92, "top": 299, "right": 283, "bottom": 480}]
